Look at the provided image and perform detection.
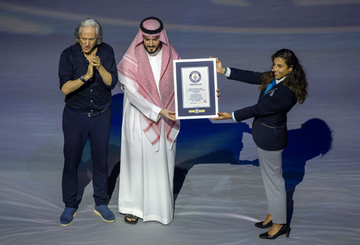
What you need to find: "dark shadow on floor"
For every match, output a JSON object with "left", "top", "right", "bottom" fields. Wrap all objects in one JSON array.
[
  {"left": 174, "top": 117, "right": 333, "bottom": 226},
  {"left": 282, "top": 118, "right": 332, "bottom": 224},
  {"left": 174, "top": 118, "right": 251, "bottom": 200}
]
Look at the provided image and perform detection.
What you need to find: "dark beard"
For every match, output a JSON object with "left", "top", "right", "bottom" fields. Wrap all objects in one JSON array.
[{"left": 143, "top": 42, "right": 161, "bottom": 54}]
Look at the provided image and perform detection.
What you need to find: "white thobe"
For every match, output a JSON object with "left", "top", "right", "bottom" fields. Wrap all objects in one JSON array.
[{"left": 118, "top": 49, "right": 176, "bottom": 225}]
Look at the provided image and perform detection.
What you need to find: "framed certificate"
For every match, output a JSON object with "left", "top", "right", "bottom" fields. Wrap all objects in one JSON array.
[{"left": 173, "top": 58, "right": 218, "bottom": 119}]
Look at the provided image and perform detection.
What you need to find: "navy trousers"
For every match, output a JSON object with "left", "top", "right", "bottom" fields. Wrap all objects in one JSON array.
[{"left": 62, "top": 105, "right": 112, "bottom": 208}]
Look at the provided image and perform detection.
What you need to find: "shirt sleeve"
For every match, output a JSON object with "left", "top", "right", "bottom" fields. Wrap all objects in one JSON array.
[
  {"left": 224, "top": 67, "right": 231, "bottom": 77},
  {"left": 231, "top": 111, "right": 237, "bottom": 122},
  {"left": 119, "top": 72, "right": 161, "bottom": 122},
  {"left": 58, "top": 48, "right": 74, "bottom": 90},
  {"left": 101, "top": 45, "right": 118, "bottom": 90}
]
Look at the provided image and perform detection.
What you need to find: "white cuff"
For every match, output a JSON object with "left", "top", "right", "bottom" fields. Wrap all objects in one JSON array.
[
  {"left": 231, "top": 112, "right": 237, "bottom": 122},
  {"left": 224, "top": 67, "right": 231, "bottom": 77},
  {"left": 149, "top": 106, "right": 162, "bottom": 122}
]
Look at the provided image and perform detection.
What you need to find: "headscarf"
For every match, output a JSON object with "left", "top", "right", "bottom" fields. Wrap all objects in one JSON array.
[{"left": 117, "top": 17, "right": 180, "bottom": 151}]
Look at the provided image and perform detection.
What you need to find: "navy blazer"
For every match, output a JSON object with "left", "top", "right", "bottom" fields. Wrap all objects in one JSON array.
[{"left": 228, "top": 68, "right": 297, "bottom": 151}]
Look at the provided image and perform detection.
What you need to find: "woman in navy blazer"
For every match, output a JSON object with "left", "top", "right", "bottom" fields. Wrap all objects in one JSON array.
[{"left": 212, "top": 49, "right": 307, "bottom": 239}]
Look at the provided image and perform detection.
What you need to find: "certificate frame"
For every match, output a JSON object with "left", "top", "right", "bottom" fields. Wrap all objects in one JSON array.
[{"left": 173, "top": 58, "right": 218, "bottom": 119}]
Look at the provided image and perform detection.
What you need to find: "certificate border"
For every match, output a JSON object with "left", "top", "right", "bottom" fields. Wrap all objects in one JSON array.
[
  {"left": 181, "top": 66, "right": 210, "bottom": 109},
  {"left": 173, "top": 58, "right": 218, "bottom": 120}
]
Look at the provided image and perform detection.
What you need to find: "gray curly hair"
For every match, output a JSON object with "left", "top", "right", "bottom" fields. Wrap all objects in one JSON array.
[{"left": 74, "top": 18, "right": 103, "bottom": 45}]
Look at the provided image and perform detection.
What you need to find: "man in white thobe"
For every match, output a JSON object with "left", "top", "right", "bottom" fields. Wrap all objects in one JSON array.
[{"left": 117, "top": 16, "right": 180, "bottom": 225}]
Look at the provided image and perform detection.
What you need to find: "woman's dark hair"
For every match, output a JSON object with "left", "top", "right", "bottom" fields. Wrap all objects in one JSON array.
[{"left": 260, "top": 49, "right": 308, "bottom": 104}]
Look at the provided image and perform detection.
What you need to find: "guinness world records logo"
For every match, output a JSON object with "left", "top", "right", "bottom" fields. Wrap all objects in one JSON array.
[{"left": 189, "top": 71, "right": 201, "bottom": 83}]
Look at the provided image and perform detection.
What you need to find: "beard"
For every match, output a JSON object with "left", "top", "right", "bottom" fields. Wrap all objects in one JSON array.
[{"left": 144, "top": 42, "right": 161, "bottom": 54}]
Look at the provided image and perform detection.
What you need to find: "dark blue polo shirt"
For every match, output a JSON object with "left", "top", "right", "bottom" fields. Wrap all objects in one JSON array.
[{"left": 58, "top": 42, "right": 118, "bottom": 112}]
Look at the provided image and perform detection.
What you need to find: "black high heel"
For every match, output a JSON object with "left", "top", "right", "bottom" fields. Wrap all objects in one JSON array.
[
  {"left": 259, "top": 224, "right": 291, "bottom": 239},
  {"left": 255, "top": 220, "right": 273, "bottom": 229}
]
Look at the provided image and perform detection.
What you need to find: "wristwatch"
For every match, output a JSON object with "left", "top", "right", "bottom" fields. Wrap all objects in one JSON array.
[{"left": 80, "top": 75, "right": 87, "bottom": 83}]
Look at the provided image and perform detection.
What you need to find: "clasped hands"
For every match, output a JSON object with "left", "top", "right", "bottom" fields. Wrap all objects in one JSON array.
[{"left": 84, "top": 55, "right": 103, "bottom": 80}]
